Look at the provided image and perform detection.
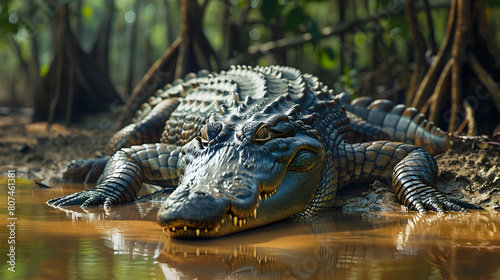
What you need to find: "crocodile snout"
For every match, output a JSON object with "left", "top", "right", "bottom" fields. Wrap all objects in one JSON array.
[{"left": 157, "top": 188, "right": 228, "bottom": 231}]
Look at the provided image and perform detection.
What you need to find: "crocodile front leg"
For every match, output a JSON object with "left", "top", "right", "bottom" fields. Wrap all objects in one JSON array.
[
  {"left": 47, "top": 144, "right": 182, "bottom": 209},
  {"left": 391, "top": 147, "right": 480, "bottom": 212},
  {"left": 53, "top": 98, "right": 180, "bottom": 184},
  {"left": 337, "top": 141, "right": 478, "bottom": 213}
]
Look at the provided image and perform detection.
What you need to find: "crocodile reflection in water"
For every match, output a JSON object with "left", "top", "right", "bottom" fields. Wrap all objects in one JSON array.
[
  {"left": 54, "top": 191, "right": 500, "bottom": 279},
  {"left": 156, "top": 211, "right": 500, "bottom": 279}
]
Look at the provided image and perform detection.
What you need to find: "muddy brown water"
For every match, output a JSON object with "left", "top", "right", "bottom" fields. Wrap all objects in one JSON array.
[{"left": 1, "top": 177, "right": 500, "bottom": 280}]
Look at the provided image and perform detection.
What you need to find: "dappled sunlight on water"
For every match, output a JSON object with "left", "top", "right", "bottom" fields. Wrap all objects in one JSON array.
[{"left": 1, "top": 177, "right": 499, "bottom": 279}]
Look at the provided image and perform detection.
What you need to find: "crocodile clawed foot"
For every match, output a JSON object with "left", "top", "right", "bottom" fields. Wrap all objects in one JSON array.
[
  {"left": 47, "top": 190, "right": 93, "bottom": 207},
  {"left": 406, "top": 188, "right": 482, "bottom": 214},
  {"left": 47, "top": 188, "right": 117, "bottom": 210}
]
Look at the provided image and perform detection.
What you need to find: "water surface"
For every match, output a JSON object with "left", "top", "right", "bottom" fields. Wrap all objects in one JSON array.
[{"left": 1, "top": 177, "right": 499, "bottom": 279}]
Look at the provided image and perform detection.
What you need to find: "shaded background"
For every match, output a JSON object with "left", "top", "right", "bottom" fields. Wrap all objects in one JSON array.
[{"left": 1, "top": 0, "right": 499, "bottom": 134}]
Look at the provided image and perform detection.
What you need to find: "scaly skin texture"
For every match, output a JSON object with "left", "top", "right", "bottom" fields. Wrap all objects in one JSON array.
[{"left": 47, "top": 65, "right": 479, "bottom": 238}]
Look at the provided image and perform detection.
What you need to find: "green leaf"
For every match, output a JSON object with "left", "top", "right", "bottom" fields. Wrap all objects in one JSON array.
[
  {"left": 486, "top": 0, "right": 500, "bottom": 7},
  {"left": 285, "top": 6, "right": 305, "bottom": 32},
  {"left": 343, "top": 66, "right": 350, "bottom": 76},
  {"left": 40, "top": 63, "right": 50, "bottom": 77},
  {"left": 299, "top": 0, "right": 329, "bottom": 3},
  {"left": 389, "top": 15, "right": 409, "bottom": 37},
  {"left": 347, "top": 68, "right": 358, "bottom": 77},
  {"left": 305, "top": 19, "right": 321, "bottom": 42},
  {"left": 379, "top": 0, "right": 392, "bottom": 8},
  {"left": 237, "top": 0, "right": 249, "bottom": 8},
  {"left": 82, "top": 5, "right": 94, "bottom": 18},
  {"left": 316, "top": 46, "right": 335, "bottom": 69},
  {"left": 0, "top": 10, "right": 19, "bottom": 34},
  {"left": 260, "top": 0, "right": 281, "bottom": 20}
]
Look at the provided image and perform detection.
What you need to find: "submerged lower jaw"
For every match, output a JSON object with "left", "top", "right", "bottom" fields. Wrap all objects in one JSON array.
[
  {"left": 163, "top": 225, "right": 215, "bottom": 238},
  {"left": 163, "top": 214, "right": 255, "bottom": 238},
  {"left": 162, "top": 190, "right": 278, "bottom": 238}
]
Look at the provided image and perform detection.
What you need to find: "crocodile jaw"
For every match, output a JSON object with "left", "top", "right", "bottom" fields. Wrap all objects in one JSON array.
[{"left": 158, "top": 160, "right": 323, "bottom": 238}]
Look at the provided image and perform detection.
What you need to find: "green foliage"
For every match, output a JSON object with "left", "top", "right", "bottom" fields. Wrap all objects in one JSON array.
[
  {"left": 316, "top": 46, "right": 336, "bottom": 69},
  {"left": 334, "top": 67, "right": 358, "bottom": 97},
  {"left": 0, "top": 15, "right": 18, "bottom": 35},
  {"left": 40, "top": 63, "right": 49, "bottom": 77},
  {"left": 0, "top": 3, "right": 19, "bottom": 35},
  {"left": 486, "top": 0, "right": 500, "bottom": 7},
  {"left": 81, "top": 5, "right": 94, "bottom": 18},
  {"left": 386, "top": 15, "right": 410, "bottom": 38},
  {"left": 305, "top": 19, "right": 322, "bottom": 42},
  {"left": 260, "top": 0, "right": 282, "bottom": 20},
  {"left": 378, "top": 0, "right": 394, "bottom": 9},
  {"left": 284, "top": 6, "right": 305, "bottom": 32},
  {"left": 1, "top": 0, "right": 499, "bottom": 112},
  {"left": 282, "top": 2, "right": 322, "bottom": 41}
]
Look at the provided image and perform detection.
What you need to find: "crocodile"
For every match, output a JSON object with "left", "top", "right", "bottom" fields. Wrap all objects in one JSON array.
[{"left": 47, "top": 65, "right": 478, "bottom": 238}]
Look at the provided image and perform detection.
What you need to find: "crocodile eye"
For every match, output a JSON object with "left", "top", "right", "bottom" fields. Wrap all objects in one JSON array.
[
  {"left": 200, "top": 125, "right": 208, "bottom": 141},
  {"left": 253, "top": 124, "right": 271, "bottom": 142}
]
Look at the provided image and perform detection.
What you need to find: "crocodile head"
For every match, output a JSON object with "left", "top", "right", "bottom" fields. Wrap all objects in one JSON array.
[{"left": 157, "top": 113, "right": 325, "bottom": 238}]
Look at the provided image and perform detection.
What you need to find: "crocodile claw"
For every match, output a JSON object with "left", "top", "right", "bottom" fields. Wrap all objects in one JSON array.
[
  {"left": 405, "top": 187, "right": 482, "bottom": 214},
  {"left": 47, "top": 188, "right": 118, "bottom": 210},
  {"left": 393, "top": 147, "right": 482, "bottom": 214}
]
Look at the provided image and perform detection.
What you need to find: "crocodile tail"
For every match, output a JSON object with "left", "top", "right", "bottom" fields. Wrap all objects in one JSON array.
[{"left": 337, "top": 92, "right": 452, "bottom": 155}]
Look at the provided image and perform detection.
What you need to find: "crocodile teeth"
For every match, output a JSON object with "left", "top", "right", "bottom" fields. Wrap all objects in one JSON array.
[
  {"left": 233, "top": 216, "right": 238, "bottom": 226},
  {"left": 254, "top": 208, "right": 257, "bottom": 217},
  {"left": 239, "top": 219, "right": 243, "bottom": 227},
  {"left": 264, "top": 194, "right": 267, "bottom": 200},
  {"left": 221, "top": 219, "right": 225, "bottom": 224},
  {"left": 184, "top": 226, "right": 187, "bottom": 231},
  {"left": 171, "top": 227, "right": 176, "bottom": 232},
  {"left": 196, "top": 229, "right": 200, "bottom": 236},
  {"left": 258, "top": 195, "right": 261, "bottom": 201},
  {"left": 204, "top": 229, "right": 208, "bottom": 233}
]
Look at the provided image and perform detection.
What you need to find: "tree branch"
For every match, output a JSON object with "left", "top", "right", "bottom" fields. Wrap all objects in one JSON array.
[
  {"left": 117, "top": 38, "right": 182, "bottom": 127},
  {"left": 470, "top": 55, "right": 500, "bottom": 114},
  {"left": 422, "top": 0, "right": 437, "bottom": 55},
  {"left": 228, "top": 2, "right": 450, "bottom": 66},
  {"left": 410, "top": 0, "right": 456, "bottom": 109}
]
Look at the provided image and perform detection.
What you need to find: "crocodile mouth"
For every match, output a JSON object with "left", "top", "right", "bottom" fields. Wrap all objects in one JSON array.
[{"left": 164, "top": 190, "right": 278, "bottom": 238}]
